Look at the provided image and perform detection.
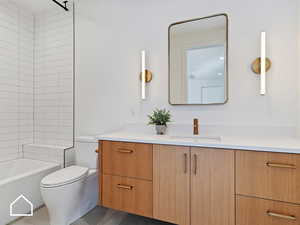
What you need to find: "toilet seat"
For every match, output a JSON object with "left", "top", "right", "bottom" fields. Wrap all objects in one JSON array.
[{"left": 41, "top": 166, "right": 89, "bottom": 188}]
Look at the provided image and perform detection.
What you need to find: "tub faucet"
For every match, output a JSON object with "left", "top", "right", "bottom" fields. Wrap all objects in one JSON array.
[{"left": 193, "top": 118, "right": 199, "bottom": 135}]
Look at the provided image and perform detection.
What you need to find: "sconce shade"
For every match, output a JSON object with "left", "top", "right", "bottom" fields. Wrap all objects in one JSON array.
[{"left": 140, "top": 50, "right": 153, "bottom": 100}]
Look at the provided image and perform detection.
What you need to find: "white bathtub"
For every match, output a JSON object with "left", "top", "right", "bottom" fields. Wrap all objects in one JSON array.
[{"left": 0, "top": 159, "right": 60, "bottom": 225}]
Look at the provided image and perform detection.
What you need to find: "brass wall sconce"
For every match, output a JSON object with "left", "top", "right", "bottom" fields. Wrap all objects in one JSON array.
[
  {"left": 140, "top": 50, "right": 153, "bottom": 100},
  {"left": 140, "top": 70, "right": 153, "bottom": 83},
  {"left": 251, "top": 32, "right": 271, "bottom": 95},
  {"left": 251, "top": 57, "right": 272, "bottom": 74}
]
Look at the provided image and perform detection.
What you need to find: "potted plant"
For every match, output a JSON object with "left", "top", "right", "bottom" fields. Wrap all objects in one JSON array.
[{"left": 148, "top": 108, "right": 171, "bottom": 135}]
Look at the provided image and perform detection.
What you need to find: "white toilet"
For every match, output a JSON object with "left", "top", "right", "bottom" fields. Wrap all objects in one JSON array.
[{"left": 40, "top": 137, "right": 99, "bottom": 225}]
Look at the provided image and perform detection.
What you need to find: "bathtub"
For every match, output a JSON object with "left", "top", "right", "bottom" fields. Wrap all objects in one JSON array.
[{"left": 0, "top": 159, "right": 60, "bottom": 225}]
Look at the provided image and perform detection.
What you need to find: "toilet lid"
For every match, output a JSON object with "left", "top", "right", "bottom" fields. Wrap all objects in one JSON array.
[{"left": 41, "top": 166, "right": 89, "bottom": 188}]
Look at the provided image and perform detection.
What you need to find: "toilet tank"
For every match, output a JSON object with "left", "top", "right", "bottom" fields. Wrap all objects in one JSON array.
[{"left": 75, "top": 136, "right": 98, "bottom": 169}]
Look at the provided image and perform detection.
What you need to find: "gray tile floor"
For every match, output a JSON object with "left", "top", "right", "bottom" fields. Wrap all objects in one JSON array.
[{"left": 11, "top": 207, "right": 173, "bottom": 225}]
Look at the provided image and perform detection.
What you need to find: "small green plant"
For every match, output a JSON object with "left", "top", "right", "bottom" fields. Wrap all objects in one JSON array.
[{"left": 148, "top": 108, "right": 171, "bottom": 126}]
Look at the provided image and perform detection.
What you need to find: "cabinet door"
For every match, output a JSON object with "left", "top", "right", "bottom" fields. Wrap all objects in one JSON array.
[
  {"left": 191, "top": 148, "right": 235, "bottom": 225},
  {"left": 153, "top": 145, "right": 190, "bottom": 225}
]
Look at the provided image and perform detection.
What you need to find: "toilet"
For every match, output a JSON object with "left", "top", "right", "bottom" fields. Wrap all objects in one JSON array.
[{"left": 40, "top": 137, "right": 99, "bottom": 225}]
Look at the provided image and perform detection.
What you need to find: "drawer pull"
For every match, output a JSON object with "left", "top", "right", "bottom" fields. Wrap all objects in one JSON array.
[
  {"left": 193, "top": 154, "right": 198, "bottom": 175},
  {"left": 95, "top": 149, "right": 99, "bottom": 153},
  {"left": 117, "top": 184, "right": 133, "bottom": 190},
  {"left": 267, "top": 211, "right": 296, "bottom": 220},
  {"left": 117, "top": 148, "right": 134, "bottom": 154},
  {"left": 266, "top": 162, "right": 296, "bottom": 169},
  {"left": 184, "top": 153, "right": 188, "bottom": 174}
]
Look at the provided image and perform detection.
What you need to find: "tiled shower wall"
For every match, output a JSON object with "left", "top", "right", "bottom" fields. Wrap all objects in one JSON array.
[
  {"left": 0, "top": 0, "right": 73, "bottom": 161},
  {"left": 0, "top": 1, "right": 34, "bottom": 161},
  {"left": 34, "top": 9, "right": 74, "bottom": 147}
]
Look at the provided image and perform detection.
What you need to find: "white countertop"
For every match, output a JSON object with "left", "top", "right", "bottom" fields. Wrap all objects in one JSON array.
[{"left": 97, "top": 132, "right": 300, "bottom": 154}]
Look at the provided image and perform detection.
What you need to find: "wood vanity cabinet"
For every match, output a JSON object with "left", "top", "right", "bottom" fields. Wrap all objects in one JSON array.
[
  {"left": 102, "top": 174, "right": 153, "bottom": 217},
  {"left": 153, "top": 145, "right": 190, "bottom": 225},
  {"left": 99, "top": 140, "right": 300, "bottom": 225},
  {"left": 153, "top": 145, "right": 235, "bottom": 225},
  {"left": 236, "top": 195, "right": 300, "bottom": 225},
  {"left": 102, "top": 141, "right": 152, "bottom": 180},
  {"left": 236, "top": 150, "right": 300, "bottom": 204},
  {"left": 190, "top": 147, "right": 235, "bottom": 225},
  {"left": 236, "top": 150, "right": 300, "bottom": 225},
  {"left": 100, "top": 141, "right": 153, "bottom": 217}
]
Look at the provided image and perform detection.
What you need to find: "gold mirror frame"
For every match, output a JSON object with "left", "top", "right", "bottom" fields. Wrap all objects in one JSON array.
[{"left": 168, "top": 14, "right": 229, "bottom": 106}]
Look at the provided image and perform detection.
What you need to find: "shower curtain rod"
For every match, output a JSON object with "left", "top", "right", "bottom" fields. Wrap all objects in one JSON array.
[{"left": 52, "top": 0, "right": 69, "bottom": 11}]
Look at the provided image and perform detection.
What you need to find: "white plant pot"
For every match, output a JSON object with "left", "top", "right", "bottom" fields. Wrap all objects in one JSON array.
[{"left": 155, "top": 125, "right": 167, "bottom": 135}]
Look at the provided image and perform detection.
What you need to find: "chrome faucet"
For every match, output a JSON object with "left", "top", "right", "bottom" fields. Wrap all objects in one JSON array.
[{"left": 193, "top": 118, "right": 199, "bottom": 135}]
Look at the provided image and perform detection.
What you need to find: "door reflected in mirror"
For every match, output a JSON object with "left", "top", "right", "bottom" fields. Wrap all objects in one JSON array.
[{"left": 169, "top": 14, "right": 228, "bottom": 105}]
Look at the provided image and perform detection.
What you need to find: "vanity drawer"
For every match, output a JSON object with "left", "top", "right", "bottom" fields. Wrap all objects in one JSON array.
[
  {"left": 236, "top": 151, "right": 300, "bottom": 204},
  {"left": 102, "top": 174, "right": 153, "bottom": 218},
  {"left": 102, "top": 141, "right": 153, "bottom": 180},
  {"left": 236, "top": 195, "right": 300, "bottom": 225}
]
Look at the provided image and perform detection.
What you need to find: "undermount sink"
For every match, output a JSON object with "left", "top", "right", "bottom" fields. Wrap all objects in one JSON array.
[{"left": 168, "top": 135, "right": 222, "bottom": 141}]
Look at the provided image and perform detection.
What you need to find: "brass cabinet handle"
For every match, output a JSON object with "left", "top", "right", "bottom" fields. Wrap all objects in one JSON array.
[
  {"left": 267, "top": 211, "right": 296, "bottom": 220},
  {"left": 193, "top": 154, "right": 198, "bottom": 175},
  {"left": 95, "top": 149, "right": 99, "bottom": 153},
  {"left": 117, "top": 184, "right": 133, "bottom": 190},
  {"left": 266, "top": 162, "right": 296, "bottom": 169},
  {"left": 117, "top": 148, "right": 134, "bottom": 154},
  {"left": 184, "top": 153, "right": 188, "bottom": 174}
]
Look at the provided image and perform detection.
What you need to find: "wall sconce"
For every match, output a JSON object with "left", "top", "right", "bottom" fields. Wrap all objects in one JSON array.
[
  {"left": 140, "top": 50, "right": 153, "bottom": 100},
  {"left": 251, "top": 31, "right": 272, "bottom": 95}
]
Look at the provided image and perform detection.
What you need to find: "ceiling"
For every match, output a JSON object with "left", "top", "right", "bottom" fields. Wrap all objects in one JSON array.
[{"left": 12, "top": 0, "right": 72, "bottom": 13}]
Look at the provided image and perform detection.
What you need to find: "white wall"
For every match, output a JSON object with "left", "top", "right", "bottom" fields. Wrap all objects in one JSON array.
[
  {"left": 75, "top": 0, "right": 298, "bottom": 136},
  {"left": 34, "top": 8, "right": 74, "bottom": 147},
  {"left": 0, "top": 0, "right": 34, "bottom": 161}
]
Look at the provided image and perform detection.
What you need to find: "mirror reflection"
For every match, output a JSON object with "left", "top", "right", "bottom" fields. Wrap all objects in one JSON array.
[{"left": 169, "top": 14, "right": 228, "bottom": 105}]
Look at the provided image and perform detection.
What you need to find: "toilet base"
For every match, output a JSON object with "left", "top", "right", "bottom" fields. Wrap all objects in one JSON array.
[
  {"left": 41, "top": 170, "right": 98, "bottom": 225},
  {"left": 70, "top": 170, "right": 99, "bottom": 223}
]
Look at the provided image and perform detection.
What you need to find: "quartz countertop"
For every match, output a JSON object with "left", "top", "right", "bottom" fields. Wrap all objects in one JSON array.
[{"left": 97, "top": 132, "right": 300, "bottom": 154}]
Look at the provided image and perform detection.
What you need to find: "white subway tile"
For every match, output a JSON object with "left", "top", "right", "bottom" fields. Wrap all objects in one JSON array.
[{"left": 0, "top": 1, "right": 73, "bottom": 160}]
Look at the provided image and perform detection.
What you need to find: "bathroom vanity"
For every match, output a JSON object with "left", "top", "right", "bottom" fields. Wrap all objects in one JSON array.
[
  {"left": 95, "top": 14, "right": 298, "bottom": 225},
  {"left": 97, "top": 134, "right": 300, "bottom": 225}
]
